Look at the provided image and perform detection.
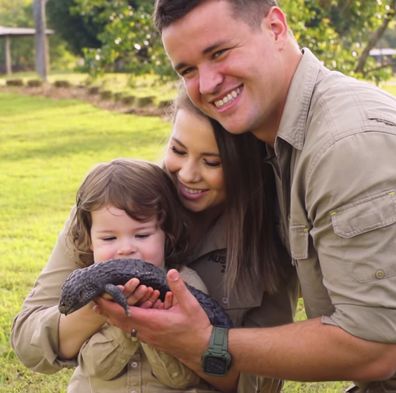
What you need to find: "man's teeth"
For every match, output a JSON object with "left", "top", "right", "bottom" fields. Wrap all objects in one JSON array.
[{"left": 214, "top": 88, "right": 241, "bottom": 108}]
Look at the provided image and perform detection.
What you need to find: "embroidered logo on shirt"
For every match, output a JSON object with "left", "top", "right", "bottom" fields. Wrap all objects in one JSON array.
[{"left": 208, "top": 254, "right": 226, "bottom": 273}]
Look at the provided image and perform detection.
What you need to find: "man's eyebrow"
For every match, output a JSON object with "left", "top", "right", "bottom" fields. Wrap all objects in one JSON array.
[{"left": 174, "top": 41, "right": 227, "bottom": 73}]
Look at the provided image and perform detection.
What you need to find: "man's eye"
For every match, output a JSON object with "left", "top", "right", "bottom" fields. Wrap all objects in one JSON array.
[
  {"left": 179, "top": 67, "right": 195, "bottom": 78},
  {"left": 213, "top": 48, "right": 228, "bottom": 59}
]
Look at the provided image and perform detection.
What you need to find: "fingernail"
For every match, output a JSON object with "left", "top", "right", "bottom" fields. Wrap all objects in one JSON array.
[{"left": 168, "top": 269, "right": 179, "bottom": 282}]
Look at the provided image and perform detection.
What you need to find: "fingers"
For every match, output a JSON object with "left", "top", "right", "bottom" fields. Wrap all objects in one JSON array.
[
  {"left": 166, "top": 269, "right": 195, "bottom": 310},
  {"left": 123, "top": 278, "right": 154, "bottom": 306},
  {"left": 140, "top": 289, "right": 161, "bottom": 309}
]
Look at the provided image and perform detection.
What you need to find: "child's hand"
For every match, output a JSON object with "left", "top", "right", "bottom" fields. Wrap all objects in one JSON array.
[
  {"left": 120, "top": 277, "right": 153, "bottom": 306},
  {"left": 152, "top": 291, "right": 176, "bottom": 310}
]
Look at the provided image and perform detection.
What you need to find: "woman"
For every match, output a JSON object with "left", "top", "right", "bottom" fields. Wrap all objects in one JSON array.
[{"left": 11, "top": 92, "right": 298, "bottom": 392}]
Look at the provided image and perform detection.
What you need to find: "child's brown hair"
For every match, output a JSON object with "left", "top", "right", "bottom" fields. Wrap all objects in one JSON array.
[{"left": 70, "top": 158, "right": 189, "bottom": 268}]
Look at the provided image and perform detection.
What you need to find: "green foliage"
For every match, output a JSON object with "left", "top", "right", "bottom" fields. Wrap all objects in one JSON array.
[
  {"left": 73, "top": 0, "right": 172, "bottom": 78},
  {"left": 281, "top": 0, "right": 395, "bottom": 81},
  {"left": 46, "top": 0, "right": 102, "bottom": 55},
  {"left": 66, "top": 0, "right": 395, "bottom": 82}
]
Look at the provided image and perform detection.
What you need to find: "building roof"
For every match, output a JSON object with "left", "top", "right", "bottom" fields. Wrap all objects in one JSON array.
[
  {"left": 0, "top": 26, "right": 53, "bottom": 37},
  {"left": 370, "top": 48, "right": 396, "bottom": 56}
]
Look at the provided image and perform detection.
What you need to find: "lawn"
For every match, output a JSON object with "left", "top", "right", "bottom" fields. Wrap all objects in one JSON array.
[{"left": 2, "top": 83, "right": 395, "bottom": 391}]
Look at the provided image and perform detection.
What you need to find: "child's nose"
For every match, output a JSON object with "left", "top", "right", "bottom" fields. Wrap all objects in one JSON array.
[{"left": 117, "top": 240, "right": 138, "bottom": 257}]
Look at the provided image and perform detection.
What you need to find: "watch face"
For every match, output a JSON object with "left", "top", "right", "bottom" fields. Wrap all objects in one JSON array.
[{"left": 203, "top": 355, "right": 228, "bottom": 375}]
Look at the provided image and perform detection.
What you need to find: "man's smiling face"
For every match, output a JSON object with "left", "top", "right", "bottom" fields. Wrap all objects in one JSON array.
[{"left": 162, "top": 0, "right": 290, "bottom": 143}]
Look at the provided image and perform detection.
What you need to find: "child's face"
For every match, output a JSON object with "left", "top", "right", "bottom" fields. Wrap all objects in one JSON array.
[{"left": 90, "top": 205, "right": 166, "bottom": 267}]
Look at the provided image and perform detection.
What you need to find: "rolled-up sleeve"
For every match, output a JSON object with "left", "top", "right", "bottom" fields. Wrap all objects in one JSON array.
[
  {"left": 11, "top": 210, "right": 78, "bottom": 372},
  {"left": 306, "top": 130, "right": 396, "bottom": 342}
]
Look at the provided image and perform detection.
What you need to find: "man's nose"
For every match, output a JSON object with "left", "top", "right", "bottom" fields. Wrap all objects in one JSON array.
[{"left": 199, "top": 64, "right": 223, "bottom": 95}]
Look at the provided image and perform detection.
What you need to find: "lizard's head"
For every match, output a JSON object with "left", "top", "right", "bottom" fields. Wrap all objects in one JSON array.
[{"left": 58, "top": 270, "right": 99, "bottom": 315}]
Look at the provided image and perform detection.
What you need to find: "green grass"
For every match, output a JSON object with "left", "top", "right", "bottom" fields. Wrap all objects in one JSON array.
[
  {"left": 0, "top": 92, "right": 170, "bottom": 391},
  {"left": 1, "top": 82, "right": 395, "bottom": 391}
]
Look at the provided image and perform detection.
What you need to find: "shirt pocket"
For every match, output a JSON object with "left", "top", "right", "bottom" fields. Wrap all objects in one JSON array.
[{"left": 330, "top": 189, "right": 396, "bottom": 282}]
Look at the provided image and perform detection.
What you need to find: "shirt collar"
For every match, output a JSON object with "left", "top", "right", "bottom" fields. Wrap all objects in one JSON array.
[
  {"left": 185, "top": 213, "right": 226, "bottom": 264},
  {"left": 276, "top": 48, "right": 324, "bottom": 150}
]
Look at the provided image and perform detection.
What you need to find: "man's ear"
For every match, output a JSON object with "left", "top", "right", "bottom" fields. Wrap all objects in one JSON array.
[{"left": 261, "top": 7, "right": 288, "bottom": 41}]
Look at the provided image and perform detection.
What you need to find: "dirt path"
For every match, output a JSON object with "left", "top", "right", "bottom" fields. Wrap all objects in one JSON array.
[{"left": 1, "top": 84, "right": 168, "bottom": 118}]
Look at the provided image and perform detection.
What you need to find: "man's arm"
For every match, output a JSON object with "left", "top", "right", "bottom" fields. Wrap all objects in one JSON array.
[{"left": 97, "top": 269, "right": 396, "bottom": 384}]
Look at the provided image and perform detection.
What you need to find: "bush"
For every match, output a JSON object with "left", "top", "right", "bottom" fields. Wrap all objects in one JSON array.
[
  {"left": 27, "top": 79, "right": 43, "bottom": 87},
  {"left": 53, "top": 80, "right": 72, "bottom": 88},
  {"left": 6, "top": 79, "right": 24, "bottom": 87}
]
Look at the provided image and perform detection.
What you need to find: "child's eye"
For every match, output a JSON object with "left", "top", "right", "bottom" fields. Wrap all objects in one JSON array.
[
  {"left": 135, "top": 233, "right": 150, "bottom": 239},
  {"left": 102, "top": 236, "right": 116, "bottom": 241}
]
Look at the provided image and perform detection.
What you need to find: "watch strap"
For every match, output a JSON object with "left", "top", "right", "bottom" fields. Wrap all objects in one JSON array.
[{"left": 210, "top": 326, "right": 229, "bottom": 352}]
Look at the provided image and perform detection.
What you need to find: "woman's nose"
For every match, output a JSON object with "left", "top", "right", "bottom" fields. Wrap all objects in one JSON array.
[{"left": 178, "top": 160, "right": 201, "bottom": 183}]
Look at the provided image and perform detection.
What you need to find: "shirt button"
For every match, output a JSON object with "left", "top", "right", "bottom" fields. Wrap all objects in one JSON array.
[
  {"left": 130, "top": 361, "right": 138, "bottom": 368},
  {"left": 222, "top": 297, "right": 229, "bottom": 304},
  {"left": 375, "top": 270, "right": 385, "bottom": 279}
]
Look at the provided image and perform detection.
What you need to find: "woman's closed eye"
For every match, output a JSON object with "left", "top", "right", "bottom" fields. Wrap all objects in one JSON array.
[
  {"left": 204, "top": 158, "right": 222, "bottom": 168},
  {"left": 170, "top": 145, "right": 186, "bottom": 156}
]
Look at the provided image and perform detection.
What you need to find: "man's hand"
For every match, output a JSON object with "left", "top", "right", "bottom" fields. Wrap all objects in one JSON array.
[{"left": 95, "top": 269, "right": 212, "bottom": 361}]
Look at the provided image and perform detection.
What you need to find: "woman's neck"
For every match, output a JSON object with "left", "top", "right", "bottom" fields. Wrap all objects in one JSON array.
[{"left": 188, "top": 204, "right": 224, "bottom": 244}]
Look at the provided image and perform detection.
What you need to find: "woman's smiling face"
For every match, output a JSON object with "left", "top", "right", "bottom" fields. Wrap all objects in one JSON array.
[{"left": 164, "top": 108, "right": 225, "bottom": 213}]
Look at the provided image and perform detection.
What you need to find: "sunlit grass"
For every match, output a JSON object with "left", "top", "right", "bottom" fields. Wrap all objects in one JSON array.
[{"left": 1, "top": 75, "right": 394, "bottom": 391}]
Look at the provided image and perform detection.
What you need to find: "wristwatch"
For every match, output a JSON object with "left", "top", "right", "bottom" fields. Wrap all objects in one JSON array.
[{"left": 202, "top": 326, "right": 232, "bottom": 375}]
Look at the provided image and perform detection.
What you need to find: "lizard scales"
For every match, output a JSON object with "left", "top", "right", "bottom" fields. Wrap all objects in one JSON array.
[{"left": 59, "top": 258, "right": 233, "bottom": 328}]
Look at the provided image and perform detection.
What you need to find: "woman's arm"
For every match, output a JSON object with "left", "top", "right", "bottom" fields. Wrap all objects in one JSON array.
[{"left": 11, "top": 209, "right": 104, "bottom": 372}]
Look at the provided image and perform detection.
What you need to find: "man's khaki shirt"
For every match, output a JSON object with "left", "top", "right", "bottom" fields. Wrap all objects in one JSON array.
[{"left": 271, "top": 48, "right": 396, "bottom": 391}]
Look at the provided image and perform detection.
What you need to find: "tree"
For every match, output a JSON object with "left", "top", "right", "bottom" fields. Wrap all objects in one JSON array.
[
  {"left": 58, "top": 0, "right": 396, "bottom": 81},
  {"left": 46, "top": 0, "right": 102, "bottom": 55}
]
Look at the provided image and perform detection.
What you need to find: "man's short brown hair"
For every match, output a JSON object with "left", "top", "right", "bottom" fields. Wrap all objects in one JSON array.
[{"left": 154, "top": 0, "right": 278, "bottom": 33}]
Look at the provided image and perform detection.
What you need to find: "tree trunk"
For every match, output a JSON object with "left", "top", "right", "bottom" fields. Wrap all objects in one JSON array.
[
  {"left": 34, "top": 0, "right": 49, "bottom": 81},
  {"left": 5, "top": 36, "right": 12, "bottom": 75}
]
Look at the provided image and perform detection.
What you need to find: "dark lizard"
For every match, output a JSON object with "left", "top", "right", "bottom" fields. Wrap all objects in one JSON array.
[{"left": 59, "top": 258, "right": 233, "bottom": 328}]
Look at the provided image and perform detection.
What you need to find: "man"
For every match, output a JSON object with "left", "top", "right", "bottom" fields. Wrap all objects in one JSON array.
[{"left": 98, "top": 1, "right": 396, "bottom": 391}]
